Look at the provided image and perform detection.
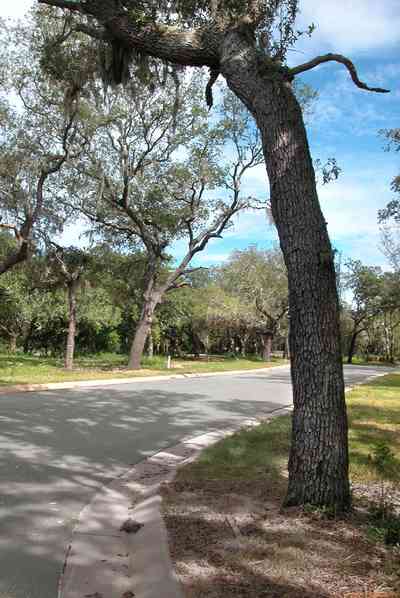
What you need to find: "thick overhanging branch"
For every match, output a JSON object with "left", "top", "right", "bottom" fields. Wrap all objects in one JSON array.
[
  {"left": 0, "top": 237, "right": 30, "bottom": 276},
  {"left": 38, "top": 0, "right": 220, "bottom": 68},
  {"left": 75, "top": 24, "right": 112, "bottom": 41},
  {"left": 290, "top": 53, "right": 390, "bottom": 93}
]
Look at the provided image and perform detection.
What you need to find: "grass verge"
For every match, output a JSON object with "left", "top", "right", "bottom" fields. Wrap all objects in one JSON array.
[
  {"left": 0, "top": 352, "right": 286, "bottom": 387},
  {"left": 162, "top": 373, "right": 400, "bottom": 598}
]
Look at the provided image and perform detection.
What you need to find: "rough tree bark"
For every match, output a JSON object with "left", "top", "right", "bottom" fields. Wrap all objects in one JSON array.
[
  {"left": 220, "top": 31, "right": 350, "bottom": 509},
  {"left": 65, "top": 279, "right": 79, "bottom": 370},
  {"left": 146, "top": 331, "right": 154, "bottom": 358}
]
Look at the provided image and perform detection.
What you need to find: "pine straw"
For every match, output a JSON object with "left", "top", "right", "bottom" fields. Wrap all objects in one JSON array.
[{"left": 162, "top": 475, "right": 400, "bottom": 597}]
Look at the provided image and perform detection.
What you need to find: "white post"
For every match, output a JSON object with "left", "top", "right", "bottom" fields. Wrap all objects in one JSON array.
[{"left": 167, "top": 355, "right": 171, "bottom": 369}]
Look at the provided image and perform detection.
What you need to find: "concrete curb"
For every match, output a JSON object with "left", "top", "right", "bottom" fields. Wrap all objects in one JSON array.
[
  {"left": 58, "top": 405, "right": 293, "bottom": 598},
  {"left": 0, "top": 364, "right": 290, "bottom": 395}
]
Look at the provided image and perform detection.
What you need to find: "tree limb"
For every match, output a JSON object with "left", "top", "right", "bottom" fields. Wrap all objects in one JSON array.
[
  {"left": 39, "top": 0, "right": 219, "bottom": 68},
  {"left": 205, "top": 67, "right": 220, "bottom": 109},
  {"left": 289, "top": 54, "right": 390, "bottom": 93},
  {"left": 75, "top": 24, "right": 111, "bottom": 41}
]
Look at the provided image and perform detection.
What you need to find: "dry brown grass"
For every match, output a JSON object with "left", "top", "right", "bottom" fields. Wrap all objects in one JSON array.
[
  {"left": 163, "top": 476, "right": 400, "bottom": 597},
  {"left": 162, "top": 374, "right": 400, "bottom": 597}
]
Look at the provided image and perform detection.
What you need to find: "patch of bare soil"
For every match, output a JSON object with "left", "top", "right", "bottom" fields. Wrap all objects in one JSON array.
[{"left": 161, "top": 479, "right": 400, "bottom": 598}]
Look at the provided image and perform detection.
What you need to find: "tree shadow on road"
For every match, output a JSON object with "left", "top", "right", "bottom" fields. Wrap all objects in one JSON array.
[{"left": 0, "top": 383, "right": 290, "bottom": 598}]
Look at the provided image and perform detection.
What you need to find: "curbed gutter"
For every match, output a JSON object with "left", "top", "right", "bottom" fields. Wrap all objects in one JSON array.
[{"left": 57, "top": 405, "right": 293, "bottom": 598}]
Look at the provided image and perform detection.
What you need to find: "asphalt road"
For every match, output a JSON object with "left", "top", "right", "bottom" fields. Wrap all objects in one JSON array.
[{"left": 0, "top": 363, "right": 394, "bottom": 598}]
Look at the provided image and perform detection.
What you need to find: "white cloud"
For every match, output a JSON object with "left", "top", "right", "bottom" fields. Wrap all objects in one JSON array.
[
  {"left": 320, "top": 178, "right": 383, "bottom": 238},
  {"left": 1, "top": 0, "right": 33, "bottom": 18},
  {"left": 294, "top": 0, "right": 400, "bottom": 60},
  {"left": 195, "top": 252, "right": 231, "bottom": 264}
]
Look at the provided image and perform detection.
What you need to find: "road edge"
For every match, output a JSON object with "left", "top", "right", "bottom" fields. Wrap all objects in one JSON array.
[
  {"left": 57, "top": 365, "right": 398, "bottom": 597},
  {"left": 0, "top": 363, "right": 290, "bottom": 395},
  {"left": 58, "top": 405, "right": 293, "bottom": 598}
]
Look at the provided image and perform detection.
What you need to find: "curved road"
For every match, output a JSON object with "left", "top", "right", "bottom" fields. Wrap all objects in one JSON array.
[{"left": 0, "top": 364, "right": 393, "bottom": 597}]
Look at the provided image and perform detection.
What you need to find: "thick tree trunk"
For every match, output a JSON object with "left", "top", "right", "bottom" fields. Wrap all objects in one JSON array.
[
  {"left": 65, "top": 281, "right": 78, "bottom": 370},
  {"left": 221, "top": 34, "right": 350, "bottom": 510},
  {"left": 261, "top": 333, "right": 273, "bottom": 362}
]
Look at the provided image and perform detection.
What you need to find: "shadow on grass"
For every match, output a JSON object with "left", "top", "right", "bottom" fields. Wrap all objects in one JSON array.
[{"left": 365, "top": 375, "right": 400, "bottom": 389}]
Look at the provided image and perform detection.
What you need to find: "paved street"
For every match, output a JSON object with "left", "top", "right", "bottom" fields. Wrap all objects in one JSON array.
[{"left": 0, "top": 364, "right": 394, "bottom": 598}]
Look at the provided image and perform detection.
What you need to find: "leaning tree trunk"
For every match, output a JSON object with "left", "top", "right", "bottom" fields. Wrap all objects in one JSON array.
[
  {"left": 146, "top": 331, "right": 154, "bottom": 358},
  {"left": 221, "top": 33, "right": 350, "bottom": 510},
  {"left": 128, "top": 290, "right": 162, "bottom": 370},
  {"left": 65, "top": 280, "right": 78, "bottom": 370},
  {"left": 347, "top": 327, "right": 359, "bottom": 364},
  {"left": 261, "top": 332, "right": 273, "bottom": 362}
]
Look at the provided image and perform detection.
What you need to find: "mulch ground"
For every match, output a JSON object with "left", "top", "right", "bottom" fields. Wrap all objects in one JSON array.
[{"left": 162, "top": 479, "right": 400, "bottom": 598}]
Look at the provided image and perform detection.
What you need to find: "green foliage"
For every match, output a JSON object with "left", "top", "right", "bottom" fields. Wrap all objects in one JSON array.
[{"left": 371, "top": 442, "right": 396, "bottom": 477}]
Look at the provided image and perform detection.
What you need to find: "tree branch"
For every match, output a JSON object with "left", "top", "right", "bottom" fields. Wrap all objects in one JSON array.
[
  {"left": 290, "top": 54, "right": 390, "bottom": 93},
  {"left": 38, "top": 0, "right": 219, "bottom": 68},
  {"left": 75, "top": 24, "right": 111, "bottom": 41}
]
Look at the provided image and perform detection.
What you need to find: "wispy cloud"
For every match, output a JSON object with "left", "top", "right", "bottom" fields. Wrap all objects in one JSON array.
[
  {"left": 294, "top": 0, "right": 400, "bottom": 59},
  {"left": 1, "top": 0, "right": 32, "bottom": 18}
]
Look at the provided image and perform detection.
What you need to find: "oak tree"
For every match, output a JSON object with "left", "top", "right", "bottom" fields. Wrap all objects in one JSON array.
[
  {"left": 0, "top": 16, "right": 86, "bottom": 275},
  {"left": 37, "top": 0, "right": 389, "bottom": 510},
  {"left": 218, "top": 246, "right": 288, "bottom": 360}
]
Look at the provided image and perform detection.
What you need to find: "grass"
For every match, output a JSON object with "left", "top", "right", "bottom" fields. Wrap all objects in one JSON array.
[
  {"left": 347, "top": 355, "right": 398, "bottom": 367},
  {"left": 348, "top": 374, "right": 400, "bottom": 483},
  {"left": 163, "top": 373, "right": 400, "bottom": 597},
  {"left": 179, "top": 372, "right": 400, "bottom": 487},
  {"left": 0, "top": 352, "right": 286, "bottom": 387}
]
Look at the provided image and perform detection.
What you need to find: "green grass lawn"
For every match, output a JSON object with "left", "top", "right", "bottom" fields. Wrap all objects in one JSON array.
[
  {"left": 178, "top": 372, "right": 400, "bottom": 488},
  {"left": 346, "top": 355, "right": 398, "bottom": 367},
  {"left": 0, "top": 352, "right": 286, "bottom": 387}
]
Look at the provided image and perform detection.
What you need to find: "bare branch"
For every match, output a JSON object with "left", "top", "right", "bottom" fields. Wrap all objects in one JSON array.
[
  {"left": 205, "top": 67, "right": 220, "bottom": 109},
  {"left": 290, "top": 54, "right": 390, "bottom": 93}
]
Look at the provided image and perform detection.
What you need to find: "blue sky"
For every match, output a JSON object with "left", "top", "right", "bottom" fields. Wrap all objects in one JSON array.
[{"left": 3, "top": 0, "right": 400, "bottom": 268}]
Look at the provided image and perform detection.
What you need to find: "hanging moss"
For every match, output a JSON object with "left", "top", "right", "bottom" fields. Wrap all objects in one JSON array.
[{"left": 98, "top": 40, "right": 135, "bottom": 87}]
